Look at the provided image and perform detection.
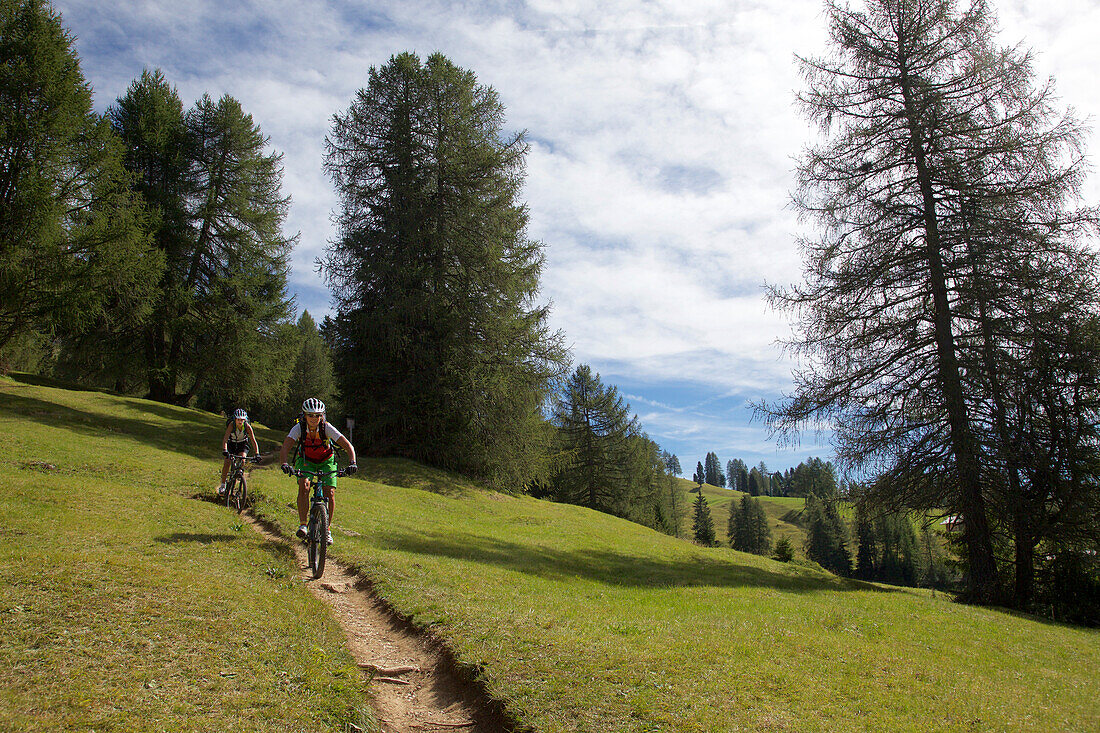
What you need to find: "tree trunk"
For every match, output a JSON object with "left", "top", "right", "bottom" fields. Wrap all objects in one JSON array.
[
  {"left": 899, "top": 58, "right": 999, "bottom": 604},
  {"left": 1014, "top": 511, "right": 1035, "bottom": 607}
]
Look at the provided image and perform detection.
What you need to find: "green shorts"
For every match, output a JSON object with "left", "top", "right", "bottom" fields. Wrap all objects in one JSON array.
[{"left": 294, "top": 454, "right": 338, "bottom": 488}]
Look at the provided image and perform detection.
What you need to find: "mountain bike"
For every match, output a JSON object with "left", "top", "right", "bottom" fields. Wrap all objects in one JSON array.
[
  {"left": 224, "top": 454, "right": 261, "bottom": 513},
  {"left": 290, "top": 467, "right": 347, "bottom": 579}
]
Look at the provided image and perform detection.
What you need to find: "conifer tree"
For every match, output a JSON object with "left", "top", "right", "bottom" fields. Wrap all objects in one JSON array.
[
  {"left": 250, "top": 310, "right": 336, "bottom": 429},
  {"left": 662, "top": 451, "right": 682, "bottom": 476},
  {"left": 876, "top": 511, "right": 918, "bottom": 585},
  {"left": 750, "top": 496, "right": 772, "bottom": 554},
  {"left": 323, "top": 52, "right": 567, "bottom": 489},
  {"left": 773, "top": 537, "right": 795, "bottom": 563},
  {"left": 725, "top": 460, "right": 740, "bottom": 492},
  {"left": 0, "top": 0, "right": 155, "bottom": 354},
  {"left": 805, "top": 494, "right": 851, "bottom": 576},
  {"left": 764, "top": 0, "right": 1100, "bottom": 605},
  {"left": 854, "top": 506, "right": 878, "bottom": 581},
  {"left": 550, "top": 365, "right": 640, "bottom": 515},
  {"left": 747, "top": 468, "right": 762, "bottom": 497},
  {"left": 692, "top": 493, "right": 716, "bottom": 547},
  {"left": 704, "top": 452, "right": 724, "bottom": 487},
  {"left": 727, "top": 498, "right": 739, "bottom": 549},
  {"left": 730, "top": 495, "right": 772, "bottom": 555},
  {"left": 97, "top": 69, "right": 296, "bottom": 406}
]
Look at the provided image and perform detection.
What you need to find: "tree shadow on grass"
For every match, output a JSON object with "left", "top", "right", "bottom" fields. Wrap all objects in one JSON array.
[
  {"left": 154, "top": 532, "right": 240, "bottom": 544},
  {"left": 0, "top": 389, "right": 221, "bottom": 462},
  {"left": 359, "top": 457, "right": 482, "bottom": 498},
  {"left": 375, "top": 529, "right": 901, "bottom": 594}
]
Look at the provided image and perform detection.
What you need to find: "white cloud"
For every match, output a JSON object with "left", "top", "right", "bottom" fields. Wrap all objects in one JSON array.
[{"left": 55, "top": 0, "right": 1100, "bottom": 471}]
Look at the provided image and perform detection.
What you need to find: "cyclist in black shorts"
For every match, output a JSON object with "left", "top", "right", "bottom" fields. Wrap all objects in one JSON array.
[{"left": 219, "top": 408, "right": 259, "bottom": 495}]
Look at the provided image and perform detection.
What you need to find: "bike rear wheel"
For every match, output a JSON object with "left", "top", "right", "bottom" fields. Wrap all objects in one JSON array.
[{"left": 307, "top": 502, "right": 328, "bottom": 579}]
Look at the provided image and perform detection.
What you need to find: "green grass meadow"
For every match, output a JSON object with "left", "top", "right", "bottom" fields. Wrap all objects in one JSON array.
[
  {"left": 681, "top": 479, "right": 807, "bottom": 553},
  {"left": 0, "top": 376, "right": 372, "bottom": 732},
  {"left": 3, "top": 375, "right": 1100, "bottom": 732}
]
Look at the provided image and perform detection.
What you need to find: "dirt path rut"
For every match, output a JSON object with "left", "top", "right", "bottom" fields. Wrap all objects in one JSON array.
[{"left": 246, "top": 515, "right": 514, "bottom": 733}]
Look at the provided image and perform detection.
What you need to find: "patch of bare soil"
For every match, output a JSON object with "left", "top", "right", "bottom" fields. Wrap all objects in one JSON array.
[{"left": 245, "top": 514, "right": 516, "bottom": 733}]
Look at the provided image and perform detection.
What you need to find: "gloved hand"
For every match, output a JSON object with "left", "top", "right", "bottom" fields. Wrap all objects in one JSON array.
[
  {"left": 223, "top": 449, "right": 229, "bottom": 457},
  {"left": 281, "top": 463, "right": 292, "bottom": 475},
  {"left": 345, "top": 464, "right": 357, "bottom": 475}
]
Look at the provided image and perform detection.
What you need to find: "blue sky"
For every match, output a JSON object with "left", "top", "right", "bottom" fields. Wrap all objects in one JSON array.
[{"left": 54, "top": 0, "right": 1100, "bottom": 475}]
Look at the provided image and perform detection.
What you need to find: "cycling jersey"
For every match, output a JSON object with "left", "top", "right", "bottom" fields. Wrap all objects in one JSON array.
[{"left": 287, "top": 421, "right": 346, "bottom": 462}]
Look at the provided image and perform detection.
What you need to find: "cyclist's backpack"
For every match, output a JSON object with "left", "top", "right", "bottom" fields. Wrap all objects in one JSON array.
[{"left": 289, "top": 412, "right": 333, "bottom": 463}]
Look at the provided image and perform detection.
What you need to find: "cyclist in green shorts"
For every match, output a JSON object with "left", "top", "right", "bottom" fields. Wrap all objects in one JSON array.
[{"left": 278, "top": 398, "right": 357, "bottom": 544}]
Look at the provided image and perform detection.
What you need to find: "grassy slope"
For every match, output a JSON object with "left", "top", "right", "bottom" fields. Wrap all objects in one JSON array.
[
  {"left": 680, "top": 479, "right": 807, "bottom": 553},
  {"left": 252, "top": 473, "right": 1099, "bottom": 732},
  {"left": 0, "top": 376, "right": 372, "bottom": 732},
  {"left": 4, "top": 378, "right": 1100, "bottom": 732}
]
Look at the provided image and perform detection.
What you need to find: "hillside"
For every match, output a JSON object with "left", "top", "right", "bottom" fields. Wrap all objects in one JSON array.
[
  {"left": 0, "top": 374, "right": 371, "bottom": 732},
  {"left": 3, "top": 375, "right": 1099, "bottom": 732},
  {"left": 679, "top": 478, "right": 807, "bottom": 552}
]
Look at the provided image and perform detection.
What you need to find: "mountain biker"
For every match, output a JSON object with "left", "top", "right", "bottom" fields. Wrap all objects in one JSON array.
[
  {"left": 219, "top": 408, "right": 260, "bottom": 495},
  {"left": 278, "top": 398, "right": 357, "bottom": 545}
]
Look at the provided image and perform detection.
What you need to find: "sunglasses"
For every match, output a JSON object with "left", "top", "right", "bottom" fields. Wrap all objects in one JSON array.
[{"left": 305, "top": 412, "right": 323, "bottom": 418}]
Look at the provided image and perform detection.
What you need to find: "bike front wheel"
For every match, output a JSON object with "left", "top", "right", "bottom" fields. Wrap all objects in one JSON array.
[
  {"left": 225, "top": 476, "right": 238, "bottom": 510},
  {"left": 307, "top": 502, "right": 328, "bottom": 579},
  {"left": 235, "top": 475, "right": 248, "bottom": 513}
]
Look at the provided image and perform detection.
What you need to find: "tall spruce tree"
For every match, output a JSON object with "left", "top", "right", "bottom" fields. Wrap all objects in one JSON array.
[
  {"left": 788, "top": 458, "right": 838, "bottom": 498},
  {"left": 704, "top": 451, "right": 724, "bottom": 487},
  {"left": 854, "top": 505, "right": 878, "bottom": 581},
  {"left": 727, "top": 459, "right": 747, "bottom": 492},
  {"left": 692, "top": 493, "right": 716, "bottom": 547},
  {"left": 549, "top": 365, "right": 640, "bottom": 515},
  {"left": 747, "top": 468, "right": 762, "bottom": 497},
  {"left": 98, "top": 70, "right": 296, "bottom": 406},
  {"left": 762, "top": 0, "right": 1100, "bottom": 604},
  {"left": 876, "top": 511, "right": 919, "bottom": 585},
  {"left": 323, "top": 52, "right": 567, "bottom": 489},
  {"left": 0, "top": 0, "right": 155, "bottom": 355},
  {"left": 286, "top": 311, "right": 335, "bottom": 420}
]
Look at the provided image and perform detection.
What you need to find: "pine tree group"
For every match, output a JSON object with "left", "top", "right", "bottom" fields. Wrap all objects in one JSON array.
[{"left": 729, "top": 495, "right": 771, "bottom": 555}]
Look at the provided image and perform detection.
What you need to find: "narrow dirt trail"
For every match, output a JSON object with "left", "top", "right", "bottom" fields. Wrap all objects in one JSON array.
[{"left": 246, "top": 515, "right": 514, "bottom": 733}]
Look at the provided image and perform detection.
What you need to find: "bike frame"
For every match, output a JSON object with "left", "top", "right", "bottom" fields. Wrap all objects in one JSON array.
[
  {"left": 291, "top": 466, "right": 346, "bottom": 579},
  {"left": 225, "top": 454, "right": 260, "bottom": 511}
]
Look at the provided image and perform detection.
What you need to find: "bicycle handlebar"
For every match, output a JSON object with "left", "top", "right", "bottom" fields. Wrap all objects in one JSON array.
[{"left": 289, "top": 467, "right": 349, "bottom": 479}]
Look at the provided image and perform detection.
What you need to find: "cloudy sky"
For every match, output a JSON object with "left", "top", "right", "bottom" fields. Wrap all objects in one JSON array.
[{"left": 53, "top": 0, "right": 1100, "bottom": 476}]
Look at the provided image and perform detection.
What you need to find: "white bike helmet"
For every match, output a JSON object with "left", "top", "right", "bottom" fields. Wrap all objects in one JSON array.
[
  {"left": 302, "top": 398, "right": 326, "bottom": 414},
  {"left": 233, "top": 408, "right": 248, "bottom": 420}
]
